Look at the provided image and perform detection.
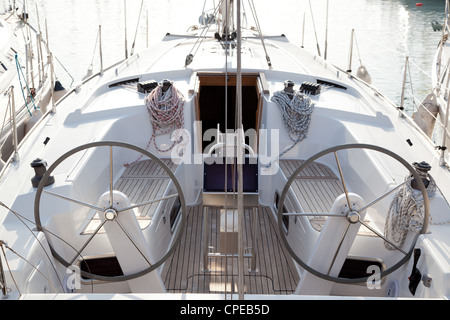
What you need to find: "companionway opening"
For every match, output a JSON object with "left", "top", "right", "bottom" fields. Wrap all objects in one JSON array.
[{"left": 196, "top": 74, "right": 261, "bottom": 153}]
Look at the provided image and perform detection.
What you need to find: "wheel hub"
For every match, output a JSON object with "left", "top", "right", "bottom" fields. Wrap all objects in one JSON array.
[
  {"left": 104, "top": 208, "right": 118, "bottom": 221},
  {"left": 346, "top": 211, "right": 360, "bottom": 224}
]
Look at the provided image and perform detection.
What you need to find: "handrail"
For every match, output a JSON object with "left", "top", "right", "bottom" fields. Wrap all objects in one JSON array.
[{"left": 207, "top": 142, "right": 256, "bottom": 157}]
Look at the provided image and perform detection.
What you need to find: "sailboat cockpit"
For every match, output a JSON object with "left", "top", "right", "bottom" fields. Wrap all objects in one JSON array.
[{"left": 0, "top": 0, "right": 449, "bottom": 300}]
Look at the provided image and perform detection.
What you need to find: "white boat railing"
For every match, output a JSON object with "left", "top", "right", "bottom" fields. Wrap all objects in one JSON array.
[
  {"left": 10, "top": 86, "right": 19, "bottom": 163},
  {"left": 0, "top": 86, "right": 18, "bottom": 168},
  {"left": 344, "top": 25, "right": 450, "bottom": 167},
  {"left": 0, "top": 24, "right": 55, "bottom": 170}
]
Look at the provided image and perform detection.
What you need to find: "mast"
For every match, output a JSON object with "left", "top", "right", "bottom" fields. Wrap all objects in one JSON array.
[
  {"left": 124, "top": 0, "right": 128, "bottom": 59},
  {"left": 236, "top": 0, "right": 245, "bottom": 300}
]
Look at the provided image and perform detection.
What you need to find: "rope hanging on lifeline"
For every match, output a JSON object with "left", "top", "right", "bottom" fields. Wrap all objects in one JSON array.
[
  {"left": 145, "top": 81, "right": 185, "bottom": 153},
  {"left": 384, "top": 169, "right": 436, "bottom": 251},
  {"left": 271, "top": 83, "right": 314, "bottom": 159},
  {"left": 15, "top": 54, "right": 37, "bottom": 116}
]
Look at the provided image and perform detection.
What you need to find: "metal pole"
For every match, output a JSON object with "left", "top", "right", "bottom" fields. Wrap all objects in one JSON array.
[
  {"left": 440, "top": 91, "right": 450, "bottom": 166},
  {"left": 202, "top": 206, "right": 210, "bottom": 272},
  {"left": 99, "top": 25, "right": 104, "bottom": 75},
  {"left": 301, "top": 12, "right": 305, "bottom": 48},
  {"left": 399, "top": 56, "right": 409, "bottom": 117},
  {"left": 249, "top": 207, "right": 258, "bottom": 272},
  {"left": 236, "top": 0, "right": 245, "bottom": 301},
  {"left": 10, "top": 87, "right": 19, "bottom": 162},
  {"left": 25, "top": 42, "right": 30, "bottom": 87},
  {"left": 28, "top": 40, "right": 35, "bottom": 90},
  {"left": 347, "top": 29, "right": 354, "bottom": 73},
  {"left": 35, "top": 2, "right": 42, "bottom": 33},
  {"left": 0, "top": 243, "right": 8, "bottom": 298},
  {"left": 39, "top": 33, "right": 45, "bottom": 84},
  {"left": 22, "top": 0, "right": 26, "bottom": 21},
  {"left": 124, "top": 0, "right": 128, "bottom": 59},
  {"left": 49, "top": 52, "right": 56, "bottom": 113},
  {"left": 45, "top": 19, "right": 50, "bottom": 53},
  {"left": 324, "top": 0, "right": 329, "bottom": 60},
  {"left": 438, "top": 0, "right": 449, "bottom": 78},
  {"left": 36, "top": 33, "right": 42, "bottom": 86}
]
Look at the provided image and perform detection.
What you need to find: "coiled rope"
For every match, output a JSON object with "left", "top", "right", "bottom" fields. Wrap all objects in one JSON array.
[
  {"left": 271, "top": 90, "right": 314, "bottom": 158},
  {"left": 384, "top": 175, "right": 436, "bottom": 250},
  {"left": 145, "top": 82, "right": 185, "bottom": 153}
]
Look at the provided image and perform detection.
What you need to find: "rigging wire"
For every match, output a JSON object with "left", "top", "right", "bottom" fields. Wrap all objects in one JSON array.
[
  {"left": 324, "top": 0, "right": 329, "bottom": 60},
  {"left": 355, "top": 29, "right": 433, "bottom": 82},
  {"left": 407, "top": 58, "right": 417, "bottom": 112},
  {"left": 236, "top": 0, "right": 245, "bottom": 301},
  {"left": 0, "top": 242, "right": 21, "bottom": 296},
  {"left": 247, "top": 0, "right": 272, "bottom": 68},
  {"left": 185, "top": 0, "right": 225, "bottom": 67},
  {"left": 308, "top": 0, "right": 321, "bottom": 57},
  {"left": 130, "top": 0, "right": 144, "bottom": 56},
  {"left": 15, "top": 54, "right": 36, "bottom": 116},
  {"left": 0, "top": 200, "right": 96, "bottom": 294},
  {"left": 223, "top": 0, "right": 231, "bottom": 300},
  {"left": 0, "top": 209, "right": 60, "bottom": 295},
  {"left": 87, "top": 27, "right": 100, "bottom": 72}
]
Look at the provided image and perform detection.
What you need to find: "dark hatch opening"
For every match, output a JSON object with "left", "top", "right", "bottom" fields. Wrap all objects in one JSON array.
[
  {"left": 79, "top": 256, "right": 123, "bottom": 279},
  {"left": 198, "top": 75, "right": 260, "bottom": 151}
]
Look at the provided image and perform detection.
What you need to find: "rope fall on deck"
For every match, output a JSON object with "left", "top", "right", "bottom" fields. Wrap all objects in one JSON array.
[
  {"left": 271, "top": 88, "right": 314, "bottom": 158},
  {"left": 145, "top": 82, "right": 185, "bottom": 153}
]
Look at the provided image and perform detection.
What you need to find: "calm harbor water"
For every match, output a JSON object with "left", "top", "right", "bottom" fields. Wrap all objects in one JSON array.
[{"left": 8, "top": 0, "right": 447, "bottom": 114}]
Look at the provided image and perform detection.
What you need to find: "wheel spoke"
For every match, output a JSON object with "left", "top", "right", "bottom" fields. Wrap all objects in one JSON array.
[
  {"left": 109, "top": 145, "right": 114, "bottom": 207},
  {"left": 359, "top": 220, "right": 408, "bottom": 255},
  {"left": 283, "top": 212, "right": 344, "bottom": 217},
  {"left": 43, "top": 190, "right": 104, "bottom": 212},
  {"left": 117, "top": 193, "right": 179, "bottom": 213},
  {"left": 327, "top": 222, "right": 351, "bottom": 275},
  {"left": 358, "top": 177, "right": 413, "bottom": 213},
  {"left": 115, "top": 219, "right": 153, "bottom": 267},
  {"left": 334, "top": 151, "right": 352, "bottom": 210},
  {"left": 69, "top": 219, "right": 107, "bottom": 265}
]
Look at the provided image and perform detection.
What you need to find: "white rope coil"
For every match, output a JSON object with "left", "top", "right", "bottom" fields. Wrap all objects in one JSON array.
[
  {"left": 271, "top": 90, "right": 314, "bottom": 158},
  {"left": 384, "top": 175, "right": 436, "bottom": 250},
  {"left": 145, "top": 83, "right": 185, "bottom": 153}
]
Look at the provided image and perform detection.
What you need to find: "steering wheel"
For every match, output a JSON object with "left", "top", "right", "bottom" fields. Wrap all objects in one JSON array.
[
  {"left": 277, "top": 143, "right": 429, "bottom": 284},
  {"left": 34, "top": 141, "right": 187, "bottom": 282}
]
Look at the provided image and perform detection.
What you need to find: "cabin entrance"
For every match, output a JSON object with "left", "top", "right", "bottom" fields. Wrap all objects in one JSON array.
[{"left": 196, "top": 74, "right": 261, "bottom": 153}]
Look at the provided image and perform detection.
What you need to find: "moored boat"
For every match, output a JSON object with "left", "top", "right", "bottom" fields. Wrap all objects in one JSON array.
[
  {"left": 0, "top": 0, "right": 449, "bottom": 300},
  {"left": 0, "top": 4, "right": 63, "bottom": 169}
]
